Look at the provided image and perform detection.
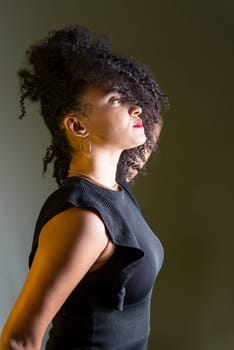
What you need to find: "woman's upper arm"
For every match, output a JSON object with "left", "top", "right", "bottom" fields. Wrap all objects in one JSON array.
[{"left": 1, "top": 207, "right": 108, "bottom": 348}]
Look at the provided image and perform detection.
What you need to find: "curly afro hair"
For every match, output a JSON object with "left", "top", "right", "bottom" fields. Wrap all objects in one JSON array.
[{"left": 18, "top": 24, "right": 169, "bottom": 185}]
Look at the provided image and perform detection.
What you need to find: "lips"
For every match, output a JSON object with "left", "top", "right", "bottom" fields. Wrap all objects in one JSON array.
[{"left": 133, "top": 121, "right": 144, "bottom": 128}]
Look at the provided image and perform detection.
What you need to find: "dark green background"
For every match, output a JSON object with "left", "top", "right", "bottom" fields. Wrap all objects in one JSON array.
[{"left": 0, "top": 1, "right": 233, "bottom": 349}]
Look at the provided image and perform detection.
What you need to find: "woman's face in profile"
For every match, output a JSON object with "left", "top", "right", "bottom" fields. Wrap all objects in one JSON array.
[{"left": 77, "top": 85, "right": 147, "bottom": 151}]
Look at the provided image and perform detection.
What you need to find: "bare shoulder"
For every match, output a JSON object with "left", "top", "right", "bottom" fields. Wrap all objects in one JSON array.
[
  {"left": 37, "top": 206, "right": 109, "bottom": 276},
  {"left": 39, "top": 206, "right": 108, "bottom": 249}
]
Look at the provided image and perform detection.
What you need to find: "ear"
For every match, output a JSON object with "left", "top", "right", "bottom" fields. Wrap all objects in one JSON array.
[{"left": 63, "top": 115, "right": 90, "bottom": 137}]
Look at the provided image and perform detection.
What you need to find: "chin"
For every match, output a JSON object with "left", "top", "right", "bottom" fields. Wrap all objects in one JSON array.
[
  {"left": 135, "top": 135, "right": 147, "bottom": 147},
  {"left": 122, "top": 133, "right": 147, "bottom": 150},
  {"left": 126, "top": 139, "right": 146, "bottom": 150}
]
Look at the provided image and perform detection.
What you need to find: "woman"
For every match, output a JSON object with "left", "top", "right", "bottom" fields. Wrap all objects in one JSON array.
[{"left": 0, "top": 25, "right": 169, "bottom": 350}]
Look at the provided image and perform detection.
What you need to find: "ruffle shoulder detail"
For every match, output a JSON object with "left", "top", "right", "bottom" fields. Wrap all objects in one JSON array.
[{"left": 29, "top": 178, "right": 144, "bottom": 311}]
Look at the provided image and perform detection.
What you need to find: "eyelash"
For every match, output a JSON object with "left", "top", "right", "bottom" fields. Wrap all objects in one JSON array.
[{"left": 109, "top": 97, "right": 122, "bottom": 105}]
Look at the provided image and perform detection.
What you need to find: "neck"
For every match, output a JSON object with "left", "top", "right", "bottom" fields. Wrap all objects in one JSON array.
[{"left": 69, "top": 148, "right": 121, "bottom": 188}]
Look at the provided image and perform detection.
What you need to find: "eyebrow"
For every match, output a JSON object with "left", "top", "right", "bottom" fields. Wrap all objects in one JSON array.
[
  {"left": 104, "top": 85, "right": 122, "bottom": 93},
  {"left": 105, "top": 90, "right": 123, "bottom": 98}
]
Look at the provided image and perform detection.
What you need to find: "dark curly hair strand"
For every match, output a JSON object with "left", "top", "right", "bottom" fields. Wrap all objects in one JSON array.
[{"left": 18, "top": 24, "right": 169, "bottom": 185}]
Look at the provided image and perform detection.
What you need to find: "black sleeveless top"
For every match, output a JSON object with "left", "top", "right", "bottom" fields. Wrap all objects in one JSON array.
[{"left": 29, "top": 177, "right": 164, "bottom": 350}]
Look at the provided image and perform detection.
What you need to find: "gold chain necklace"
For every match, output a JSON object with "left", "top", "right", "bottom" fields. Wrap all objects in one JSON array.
[{"left": 68, "top": 169, "right": 119, "bottom": 191}]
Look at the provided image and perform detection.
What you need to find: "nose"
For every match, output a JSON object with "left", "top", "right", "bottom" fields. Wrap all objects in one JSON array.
[{"left": 129, "top": 105, "right": 142, "bottom": 118}]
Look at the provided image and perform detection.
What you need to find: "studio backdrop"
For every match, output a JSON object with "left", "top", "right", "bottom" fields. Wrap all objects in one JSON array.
[{"left": 0, "top": 1, "right": 234, "bottom": 349}]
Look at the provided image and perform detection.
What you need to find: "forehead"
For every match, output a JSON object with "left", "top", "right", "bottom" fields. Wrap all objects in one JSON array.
[{"left": 81, "top": 84, "right": 121, "bottom": 103}]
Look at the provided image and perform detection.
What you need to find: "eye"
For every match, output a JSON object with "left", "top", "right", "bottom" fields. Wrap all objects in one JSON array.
[{"left": 109, "top": 95, "right": 122, "bottom": 105}]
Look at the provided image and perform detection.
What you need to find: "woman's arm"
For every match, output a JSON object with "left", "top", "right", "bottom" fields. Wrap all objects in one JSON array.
[{"left": 0, "top": 207, "right": 109, "bottom": 350}]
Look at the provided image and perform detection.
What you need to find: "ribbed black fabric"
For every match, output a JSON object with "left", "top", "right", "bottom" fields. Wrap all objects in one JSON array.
[{"left": 29, "top": 177, "right": 164, "bottom": 350}]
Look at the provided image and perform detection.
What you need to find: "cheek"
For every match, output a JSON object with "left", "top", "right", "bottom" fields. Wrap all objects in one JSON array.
[
  {"left": 111, "top": 111, "right": 130, "bottom": 129},
  {"left": 88, "top": 108, "right": 129, "bottom": 137}
]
